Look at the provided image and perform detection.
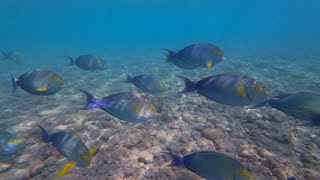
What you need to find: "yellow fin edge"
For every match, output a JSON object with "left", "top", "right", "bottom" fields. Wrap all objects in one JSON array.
[{"left": 56, "top": 161, "right": 76, "bottom": 177}]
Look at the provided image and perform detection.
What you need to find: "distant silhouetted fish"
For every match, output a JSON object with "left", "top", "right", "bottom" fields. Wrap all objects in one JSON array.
[
  {"left": 68, "top": 54, "right": 106, "bottom": 70},
  {"left": 1, "top": 49, "right": 22, "bottom": 64},
  {"left": 126, "top": 73, "right": 167, "bottom": 94}
]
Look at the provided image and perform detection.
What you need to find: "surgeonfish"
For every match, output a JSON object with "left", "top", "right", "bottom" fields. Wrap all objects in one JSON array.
[
  {"left": 177, "top": 74, "right": 268, "bottom": 106},
  {"left": 0, "top": 132, "right": 25, "bottom": 156},
  {"left": 10, "top": 69, "right": 64, "bottom": 95},
  {"left": 166, "top": 151, "right": 253, "bottom": 180},
  {"left": 37, "top": 125, "right": 97, "bottom": 177},
  {"left": 68, "top": 54, "right": 105, "bottom": 70},
  {"left": 79, "top": 90, "right": 157, "bottom": 122},
  {"left": 164, "top": 43, "right": 225, "bottom": 70},
  {"left": 251, "top": 93, "right": 320, "bottom": 125},
  {"left": 126, "top": 73, "right": 166, "bottom": 94},
  {"left": 0, "top": 50, "right": 22, "bottom": 64}
]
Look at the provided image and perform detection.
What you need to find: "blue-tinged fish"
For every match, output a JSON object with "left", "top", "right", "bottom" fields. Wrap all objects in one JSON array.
[
  {"left": 68, "top": 54, "right": 105, "bottom": 70},
  {"left": 164, "top": 43, "right": 225, "bottom": 70},
  {"left": 0, "top": 49, "right": 22, "bottom": 64},
  {"left": 10, "top": 69, "right": 64, "bottom": 95},
  {"left": 0, "top": 132, "right": 25, "bottom": 156},
  {"left": 252, "top": 93, "right": 320, "bottom": 125},
  {"left": 126, "top": 73, "right": 166, "bottom": 94},
  {"left": 79, "top": 90, "right": 157, "bottom": 122},
  {"left": 177, "top": 74, "right": 268, "bottom": 106},
  {"left": 37, "top": 125, "right": 97, "bottom": 177},
  {"left": 166, "top": 151, "right": 253, "bottom": 180}
]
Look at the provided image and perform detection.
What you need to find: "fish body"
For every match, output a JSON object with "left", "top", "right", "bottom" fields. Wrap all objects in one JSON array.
[
  {"left": 79, "top": 90, "right": 157, "bottom": 122},
  {"left": 0, "top": 132, "right": 25, "bottom": 156},
  {"left": 255, "top": 93, "right": 320, "bottom": 124},
  {"left": 164, "top": 43, "right": 224, "bottom": 69},
  {"left": 37, "top": 125, "right": 96, "bottom": 176},
  {"left": 69, "top": 54, "right": 105, "bottom": 70},
  {"left": 10, "top": 69, "right": 64, "bottom": 95},
  {"left": 178, "top": 74, "right": 268, "bottom": 106},
  {"left": 126, "top": 74, "right": 166, "bottom": 94},
  {"left": 168, "top": 151, "right": 252, "bottom": 180}
]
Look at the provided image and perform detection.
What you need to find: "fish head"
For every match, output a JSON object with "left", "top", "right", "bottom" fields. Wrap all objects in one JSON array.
[
  {"left": 134, "top": 102, "right": 157, "bottom": 120},
  {"left": 49, "top": 74, "right": 64, "bottom": 88},
  {"left": 6, "top": 137, "right": 25, "bottom": 153},
  {"left": 246, "top": 82, "right": 268, "bottom": 103},
  {"left": 77, "top": 150, "right": 91, "bottom": 168},
  {"left": 213, "top": 48, "right": 225, "bottom": 61},
  {"left": 235, "top": 168, "right": 253, "bottom": 180}
]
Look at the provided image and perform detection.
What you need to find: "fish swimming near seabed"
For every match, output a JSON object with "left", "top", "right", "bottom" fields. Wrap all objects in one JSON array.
[
  {"left": 177, "top": 74, "right": 268, "bottom": 106},
  {"left": 10, "top": 69, "right": 64, "bottom": 95},
  {"left": 37, "top": 124, "right": 97, "bottom": 177},
  {"left": 67, "top": 54, "right": 106, "bottom": 70},
  {"left": 125, "top": 73, "right": 167, "bottom": 94},
  {"left": 164, "top": 43, "right": 225, "bottom": 70},
  {"left": 164, "top": 151, "right": 253, "bottom": 180},
  {"left": 250, "top": 93, "right": 320, "bottom": 125},
  {"left": 79, "top": 90, "right": 157, "bottom": 122}
]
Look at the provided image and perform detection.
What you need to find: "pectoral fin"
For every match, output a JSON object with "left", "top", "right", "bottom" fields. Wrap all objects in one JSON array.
[
  {"left": 56, "top": 161, "right": 76, "bottom": 177},
  {"left": 89, "top": 148, "right": 97, "bottom": 156},
  {"left": 36, "top": 87, "right": 50, "bottom": 91}
]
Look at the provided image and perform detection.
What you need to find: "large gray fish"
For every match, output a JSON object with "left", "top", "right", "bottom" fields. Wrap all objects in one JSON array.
[
  {"left": 79, "top": 90, "right": 157, "bottom": 122},
  {"left": 0, "top": 132, "right": 25, "bottom": 156},
  {"left": 68, "top": 54, "right": 105, "bottom": 70},
  {"left": 11, "top": 69, "right": 64, "bottom": 95},
  {"left": 166, "top": 151, "right": 253, "bottom": 180},
  {"left": 37, "top": 125, "right": 97, "bottom": 177},
  {"left": 177, "top": 74, "right": 268, "bottom": 106},
  {"left": 0, "top": 50, "right": 22, "bottom": 64},
  {"left": 164, "top": 43, "right": 225, "bottom": 70},
  {"left": 126, "top": 73, "right": 166, "bottom": 94},
  {"left": 252, "top": 93, "right": 320, "bottom": 125}
]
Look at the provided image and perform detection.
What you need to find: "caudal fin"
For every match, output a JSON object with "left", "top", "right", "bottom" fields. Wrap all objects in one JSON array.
[
  {"left": 78, "top": 90, "right": 102, "bottom": 110},
  {"left": 125, "top": 73, "right": 132, "bottom": 83},
  {"left": 36, "top": 124, "right": 51, "bottom": 142},
  {"left": 162, "top": 152, "right": 184, "bottom": 167},
  {"left": 163, "top": 49, "right": 177, "bottom": 62},
  {"left": 10, "top": 73, "right": 18, "bottom": 94},
  {"left": 67, "top": 57, "right": 75, "bottom": 65},
  {"left": 176, "top": 75, "right": 198, "bottom": 93}
]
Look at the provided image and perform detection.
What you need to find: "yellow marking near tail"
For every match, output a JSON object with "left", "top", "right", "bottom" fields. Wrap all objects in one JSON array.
[
  {"left": 36, "top": 87, "right": 50, "bottom": 91},
  {"left": 207, "top": 59, "right": 213, "bottom": 68},
  {"left": 9, "top": 139, "right": 23, "bottom": 144},
  {"left": 56, "top": 161, "right": 76, "bottom": 177},
  {"left": 89, "top": 148, "right": 97, "bottom": 156},
  {"left": 237, "top": 84, "right": 247, "bottom": 98}
]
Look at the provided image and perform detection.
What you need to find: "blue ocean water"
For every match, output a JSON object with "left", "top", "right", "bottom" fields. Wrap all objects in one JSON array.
[{"left": 0, "top": 1, "right": 320, "bottom": 179}]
